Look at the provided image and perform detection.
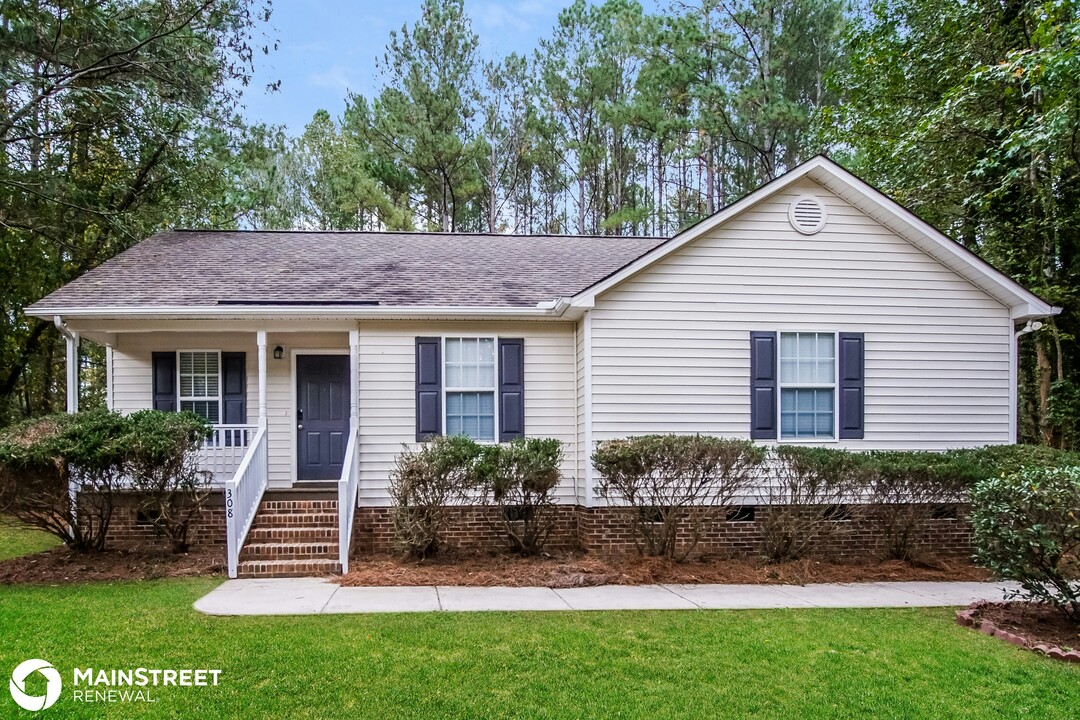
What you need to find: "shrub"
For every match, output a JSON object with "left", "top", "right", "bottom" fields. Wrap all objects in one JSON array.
[
  {"left": 866, "top": 450, "right": 983, "bottom": 562},
  {"left": 389, "top": 435, "right": 484, "bottom": 558},
  {"left": 762, "top": 446, "right": 870, "bottom": 562},
  {"left": 477, "top": 438, "right": 563, "bottom": 555},
  {"left": 971, "top": 466, "right": 1080, "bottom": 624},
  {"left": 951, "top": 444, "right": 1080, "bottom": 478},
  {"left": 593, "top": 434, "right": 766, "bottom": 561},
  {"left": 121, "top": 410, "right": 212, "bottom": 553},
  {"left": 0, "top": 409, "right": 129, "bottom": 551}
]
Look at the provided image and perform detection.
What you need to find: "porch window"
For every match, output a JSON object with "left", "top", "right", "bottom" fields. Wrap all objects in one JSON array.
[
  {"left": 444, "top": 338, "right": 496, "bottom": 442},
  {"left": 178, "top": 350, "right": 221, "bottom": 423},
  {"left": 779, "top": 332, "right": 835, "bottom": 439}
]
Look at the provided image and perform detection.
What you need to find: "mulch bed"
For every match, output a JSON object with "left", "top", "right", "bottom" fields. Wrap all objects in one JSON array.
[
  {"left": 0, "top": 546, "right": 225, "bottom": 584},
  {"left": 340, "top": 551, "right": 989, "bottom": 589},
  {"left": 959, "top": 601, "right": 1080, "bottom": 661}
]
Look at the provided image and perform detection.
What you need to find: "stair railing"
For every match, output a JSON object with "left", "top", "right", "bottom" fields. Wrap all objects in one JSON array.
[
  {"left": 224, "top": 425, "right": 268, "bottom": 578},
  {"left": 337, "top": 425, "right": 360, "bottom": 574}
]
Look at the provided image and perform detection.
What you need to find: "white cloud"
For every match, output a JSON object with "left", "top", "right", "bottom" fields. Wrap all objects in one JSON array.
[{"left": 308, "top": 64, "right": 362, "bottom": 94}]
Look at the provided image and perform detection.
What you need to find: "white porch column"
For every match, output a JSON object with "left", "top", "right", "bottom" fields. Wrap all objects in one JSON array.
[
  {"left": 257, "top": 330, "right": 268, "bottom": 428},
  {"left": 349, "top": 329, "right": 360, "bottom": 429},
  {"left": 54, "top": 316, "right": 79, "bottom": 413}
]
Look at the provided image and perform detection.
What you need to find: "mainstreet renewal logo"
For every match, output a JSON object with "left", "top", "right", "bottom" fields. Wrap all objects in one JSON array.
[
  {"left": 9, "top": 659, "right": 61, "bottom": 712},
  {"left": 8, "top": 659, "right": 221, "bottom": 711}
]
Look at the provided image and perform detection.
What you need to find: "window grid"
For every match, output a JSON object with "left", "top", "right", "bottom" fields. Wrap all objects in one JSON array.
[
  {"left": 444, "top": 338, "right": 497, "bottom": 442},
  {"left": 178, "top": 350, "right": 221, "bottom": 424},
  {"left": 779, "top": 332, "right": 835, "bottom": 440}
]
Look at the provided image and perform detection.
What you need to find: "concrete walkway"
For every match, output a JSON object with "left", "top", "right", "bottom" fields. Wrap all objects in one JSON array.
[{"left": 193, "top": 578, "right": 1015, "bottom": 616}]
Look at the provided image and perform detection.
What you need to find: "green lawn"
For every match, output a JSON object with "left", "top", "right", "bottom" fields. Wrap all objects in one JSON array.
[
  {"left": 0, "top": 517, "right": 61, "bottom": 561},
  {"left": 0, "top": 578, "right": 1077, "bottom": 719}
]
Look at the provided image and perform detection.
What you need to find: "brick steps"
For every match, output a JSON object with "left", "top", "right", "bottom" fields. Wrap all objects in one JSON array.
[{"left": 237, "top": 492, "right": 342, "bottom": 578}]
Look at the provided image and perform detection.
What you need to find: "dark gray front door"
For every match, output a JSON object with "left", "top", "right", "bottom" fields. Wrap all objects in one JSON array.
[{"left": 296, "top": 355, "right": 349, "bottom": 481}]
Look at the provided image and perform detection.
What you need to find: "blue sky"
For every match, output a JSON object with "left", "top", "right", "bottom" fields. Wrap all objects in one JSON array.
[{"left": 239, "top": 0, "right": 580, "bottom": 131}]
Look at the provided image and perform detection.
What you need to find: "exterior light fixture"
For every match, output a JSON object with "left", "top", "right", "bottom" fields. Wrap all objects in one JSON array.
[{"left": 273, "top": 346, "right": 284, "bottom": 360}]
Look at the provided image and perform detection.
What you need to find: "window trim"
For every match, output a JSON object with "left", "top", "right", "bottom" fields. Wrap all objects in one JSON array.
[
  {"left": 776, "top": 331, "right": 839, "bottom": 443},
  {"left": 177, "top": 349, "right": 222, "bottom": 425},
  {"left": 441, "top": 335, "right": 500, "bottom": 444}
]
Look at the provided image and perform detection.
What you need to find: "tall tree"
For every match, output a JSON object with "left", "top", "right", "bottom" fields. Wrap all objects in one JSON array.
[
  {"left": 0, "top": 0, "right": 273, "bottom": 420},
  {"left": 828, "top": 0, "right": 1080, "bottom": 446}
]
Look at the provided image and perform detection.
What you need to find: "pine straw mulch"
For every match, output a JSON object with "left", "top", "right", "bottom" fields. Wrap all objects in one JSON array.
[
  {"left": 967, "top": 601, "right": 1080, "bottom": 653},
  {"left": 339, "top": 551, "right": 989, "bottom": 589},
  {"left": 0, "top": 545, "right": 225, "bottom": 585}
]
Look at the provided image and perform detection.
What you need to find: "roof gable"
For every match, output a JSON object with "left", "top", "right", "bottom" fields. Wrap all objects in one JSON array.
[{"left": 570, "top": 156, "right": 1057, "bottom": 322}]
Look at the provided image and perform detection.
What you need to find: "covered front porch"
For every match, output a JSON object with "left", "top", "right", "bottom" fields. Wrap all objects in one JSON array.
[{"left": 57, "top": 320, "right": 363, "bottom": 578}]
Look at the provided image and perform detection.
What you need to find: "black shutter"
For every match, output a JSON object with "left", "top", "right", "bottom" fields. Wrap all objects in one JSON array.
[
  {"left": 498, "top": 338, "right": 525, "bottom": 442},
  {"left": 152, "top": 352, "right": 177, "bottom": 412},
  {"left": 750, "top": 332, "right": 777, "bottom": 440},
  {"left": 838, "top": 333, "right": 865, "bottom": 439},
  {"left": 222, "top": 352, "right": 246, "bottom": 425},
  {"left": 415, "top": 337, "right": 442, "bottom": 441}
]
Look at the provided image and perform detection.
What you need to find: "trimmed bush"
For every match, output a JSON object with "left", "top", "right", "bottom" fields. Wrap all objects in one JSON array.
[
  {"left": 389, "top": 435, "right": 484, "bottom": 558},
  {"left": 478, "top": 438, "right": 563, "bottom": 555},
  {"left": 866, "top": 450, "right": 983, "bottom": 561},
  {"left": 951, "top": 444, "right": 1080, "bottom": 478},
  {"left": 593, "top": 434, "right": 766, "bottom": 561},
  {"left": 0, "top": 409, "right": 130, "bottom": 551},
  {"left": 120, "top": 410, "right": 211, "bottom": 553},
  {"left": 972, "top": 466, "right": 1080, "bottom": 624},
  {"left": 762, "top": 446, "right": 870, "bottom": 562}
]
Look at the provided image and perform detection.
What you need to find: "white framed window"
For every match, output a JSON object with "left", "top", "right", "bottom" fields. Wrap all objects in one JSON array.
[
  {"left": 178, "top": 350, "right": 221, "bottom": 424},
  {"left": 779, "top": 332, "right": 836, "bottom": 440},
  {"left": 444, "top": 337, "right": 496, "bottom": 442}
]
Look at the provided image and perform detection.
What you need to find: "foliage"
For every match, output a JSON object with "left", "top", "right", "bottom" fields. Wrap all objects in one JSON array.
[
  {"left": 0, "top": 410, "right": 128, "bottom": 550},
  {"left": 388, "top": 435, "right": 484, "bottom": 558},
  {"left": 972, "top": 466, "right": 1080, "bottom": 624},
  {"left": 826, "top": 0, "right": 1080, "bottom": 447},
  {"left": 476, "top": 438, "right": 564, "bottom": 555},
  {"left": 762, "top": 446, "right": 869, "bottom": 562},
  {"left": 0, "top": 0, "right": 274, "bottom": 422},
  {"left": 593, "top": 434, "right": 766, "bottom": 561},
  {"left": 950, "top": 444, "right": 1080, "bottom": 479},
  {"left": 865, "top": 450, "right": 984, "bottom": 561},
  {"left": 120, "top": 411, "right": 212, "bottom": 553}
]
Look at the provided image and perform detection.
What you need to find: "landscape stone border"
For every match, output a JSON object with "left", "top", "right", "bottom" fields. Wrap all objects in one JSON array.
[{"left": 956, "top": 601, "right": 1080, "bottom": 663}]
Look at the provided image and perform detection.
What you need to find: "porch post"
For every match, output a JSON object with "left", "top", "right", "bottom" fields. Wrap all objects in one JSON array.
[
  {"left": 257, "top": 330, "right": 267, "bottom": 428},
  {"left": 349, "top": 329, "right": 360, "bottom": 429}
]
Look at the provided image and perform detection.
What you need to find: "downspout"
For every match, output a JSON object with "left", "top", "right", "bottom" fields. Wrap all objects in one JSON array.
[
  {"left": 1010, "top": 320, "right": 1042, "bottom": 443},
  {"left": 53, "top": 316, "right": 79, "bottom": 413}
]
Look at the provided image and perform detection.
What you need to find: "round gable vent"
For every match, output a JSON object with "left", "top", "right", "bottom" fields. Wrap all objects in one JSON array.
[{"left": 788, "top": 195, "right": 827, "bottom": 235}]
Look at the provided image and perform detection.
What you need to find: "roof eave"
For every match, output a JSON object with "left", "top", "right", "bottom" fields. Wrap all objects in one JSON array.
[{"left": 28, "top": 303, "right": 576, "bottom": 322}]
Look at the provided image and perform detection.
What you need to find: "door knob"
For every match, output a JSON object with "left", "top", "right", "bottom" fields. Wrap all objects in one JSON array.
[{"left": 297, "top": 424, "right": 303, "bottom": 430}]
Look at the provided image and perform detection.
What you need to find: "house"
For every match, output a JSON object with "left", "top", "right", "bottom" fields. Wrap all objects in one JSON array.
[{"left": 27, "top": 156, "right": 1058, "bottom": 578}]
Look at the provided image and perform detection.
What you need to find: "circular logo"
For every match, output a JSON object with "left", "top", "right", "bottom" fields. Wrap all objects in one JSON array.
[{"left": 9, "top": 659, "right": 62, "bottom": 712}]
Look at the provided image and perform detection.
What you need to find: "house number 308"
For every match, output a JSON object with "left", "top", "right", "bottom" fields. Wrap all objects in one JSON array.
[{"left": 225, "top": 488, "right": 234, "bottom": 519}]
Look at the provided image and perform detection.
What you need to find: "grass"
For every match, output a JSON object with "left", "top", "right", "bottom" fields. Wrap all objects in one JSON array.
[
  {"left": 0, "top": 578, "right": 1078, "bottom": 719},
  {"left": 0, "top": 516, "right": 61, "bottom": 561}
]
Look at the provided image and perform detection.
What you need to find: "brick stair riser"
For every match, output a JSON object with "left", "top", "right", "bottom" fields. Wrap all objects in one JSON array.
[
  {"left": 257, "top": 501, "right": 338, "bottom": 512},
  {"left": 247, "top": 527, "right": 338, "bottom": 543},
  {"left": 237, "top": 560, "right": 341, "bottom": 579},
  {"left": 250, "top": 513, "right": 338, "bottom": 528},
  {"left": 240, "top": 544, "right": 336, "bottom": 560}
]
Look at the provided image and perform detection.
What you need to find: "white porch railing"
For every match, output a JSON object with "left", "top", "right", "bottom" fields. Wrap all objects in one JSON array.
[
  {"left": 337, "top": 426, "right": 360, "bottom": 575},
  {"left": 196, "top": 425, "right": 259, "bottom": 484},
  {"left": 225, "top": 426, "right": 268, "bottom": 578}
]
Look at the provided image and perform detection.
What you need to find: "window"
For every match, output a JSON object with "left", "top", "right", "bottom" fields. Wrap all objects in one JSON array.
[
  {"left": 779, "top": 332, "right": 835, "bottom": 439},
  {"left": 178, "top": 351, "right": 220, "bottom": 423},
  {"left": 444, "top": 338, "right": 496, "bottom": 442}
]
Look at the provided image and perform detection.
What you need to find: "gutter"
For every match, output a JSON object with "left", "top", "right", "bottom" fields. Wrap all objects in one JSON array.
[
  {"left": 1009, "top": 319, "right": 1044, "bottom": 443},
  {"left": 53, "top": 316, "right": 80, "bottom": 414},
  {"left": 28, "top": 302, "right": 576, "bottom": 321}
]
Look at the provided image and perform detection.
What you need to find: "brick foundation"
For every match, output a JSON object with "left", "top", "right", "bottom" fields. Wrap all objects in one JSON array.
[
  {"left": 104, "top": 491, "right": 227, "bottom": 549},
  {"left": 354, "top": 503, "right": 972, "bottom": 560}
]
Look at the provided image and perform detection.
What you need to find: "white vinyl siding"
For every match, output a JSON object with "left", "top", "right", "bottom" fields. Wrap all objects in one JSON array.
[
  {"left": 588, "top": 177, "right": 1013, "bottom": 451},
  {"left": 357, "top": 321, "right": 578, "bottom": 506}
]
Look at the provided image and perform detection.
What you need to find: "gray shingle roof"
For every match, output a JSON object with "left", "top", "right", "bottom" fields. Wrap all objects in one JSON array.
[{"left": 29, "top": 230, "right": 669, "bottom": 311}]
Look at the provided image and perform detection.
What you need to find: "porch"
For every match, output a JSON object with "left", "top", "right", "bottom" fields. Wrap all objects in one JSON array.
[{"left": 59, "top": 323, "right": 363, "bottom": 579}]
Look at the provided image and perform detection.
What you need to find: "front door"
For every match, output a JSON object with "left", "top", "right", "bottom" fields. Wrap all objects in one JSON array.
[{"left": 296, "top": 355, "right": 350, "bottom": 481}]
